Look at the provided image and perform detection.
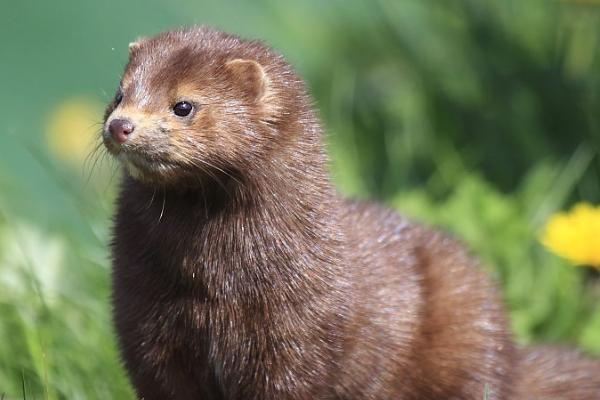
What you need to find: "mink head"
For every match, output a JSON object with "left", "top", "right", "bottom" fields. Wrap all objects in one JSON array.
[{"left": 102, "top": 27, "right": 305, "bottom": 186}]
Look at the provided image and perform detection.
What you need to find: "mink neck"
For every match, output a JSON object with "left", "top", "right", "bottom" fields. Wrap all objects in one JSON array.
[
  {"left": 122, "top": 128, "right": 345, "bottom": 297},
  {"left": 129, "top": 136, "right": 334, "bottom": 219}
]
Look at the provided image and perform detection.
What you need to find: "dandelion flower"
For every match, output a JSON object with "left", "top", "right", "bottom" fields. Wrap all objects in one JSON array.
[
  {"left": 45, "top": 97, "right": 102, "bottom": 166},
  {"left": 541, "top": 203, "right": 600, "bottom": 268}
]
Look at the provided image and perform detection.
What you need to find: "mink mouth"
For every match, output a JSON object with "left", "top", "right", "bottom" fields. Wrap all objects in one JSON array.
[
  {"left": 101, "top": 135, "right": 176, "bottom": 173},
  {"left": 101, "top": 138, "right": 181, "bottom": 180},
  {"left": 119, "top": 151, "right": 180, "bottom": 175}
]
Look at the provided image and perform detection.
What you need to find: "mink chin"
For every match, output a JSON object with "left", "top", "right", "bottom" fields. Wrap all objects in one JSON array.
[{"left": 102, "top": 26, "right": 600, "bottom": 400}]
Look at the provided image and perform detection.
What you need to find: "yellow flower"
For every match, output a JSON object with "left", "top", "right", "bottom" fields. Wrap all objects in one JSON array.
[
  {"left": 45, "top": 97, "right": 103, "bottom": 166},
  {"left": 541, "top": 203, "right": 600, "bottom": 268}
]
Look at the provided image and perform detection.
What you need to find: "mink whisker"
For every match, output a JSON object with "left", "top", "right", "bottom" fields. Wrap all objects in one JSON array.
[
  {"left": 83, "top": 138, "right": 106, "bottom": 185},
  {"left": 158, "top": 188, "right": 166, "bottom": 223},
  {"left": 191, "top": 158, "right": 234, "bottom": 200}
]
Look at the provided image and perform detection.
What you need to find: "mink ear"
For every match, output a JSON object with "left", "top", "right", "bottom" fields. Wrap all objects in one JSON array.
[
  {"left": 128, "top": 37, "right": 146, "bottom": 56},
  {"left": 224, "top": 59, "right": 267, "bottom": 101}
]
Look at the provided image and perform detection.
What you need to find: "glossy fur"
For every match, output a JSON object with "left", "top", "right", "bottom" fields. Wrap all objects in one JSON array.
[{"left": 103, "top": 27, "right": 600, "bottom": 399}]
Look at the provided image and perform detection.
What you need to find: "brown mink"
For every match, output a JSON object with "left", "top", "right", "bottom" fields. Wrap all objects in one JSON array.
[{"left": 102, "top": 26, "right": 600, "bottom": 400}]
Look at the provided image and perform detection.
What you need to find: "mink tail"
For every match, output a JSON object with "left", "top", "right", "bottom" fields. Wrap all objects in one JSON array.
[{"left": 512, "top": 345, "right": 600, "bottom": 399}]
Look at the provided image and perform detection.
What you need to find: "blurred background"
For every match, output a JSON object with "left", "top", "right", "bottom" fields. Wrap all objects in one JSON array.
[{"left": 1, "top": 0, "right": 600, "bottom": 398}]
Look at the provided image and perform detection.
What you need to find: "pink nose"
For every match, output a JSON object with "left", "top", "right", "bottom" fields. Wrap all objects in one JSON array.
[{"left": 108, "top": 118, "right": 134, "bottom": 144}]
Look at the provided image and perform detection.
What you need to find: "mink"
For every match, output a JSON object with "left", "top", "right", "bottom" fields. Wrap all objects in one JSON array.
[{"left": 102, "top": 26, "right": 600, "bottom": 399}]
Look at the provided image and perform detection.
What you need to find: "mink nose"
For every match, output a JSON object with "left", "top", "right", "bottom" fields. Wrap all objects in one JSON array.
[{"left": 108, "top": 118, "right": 135, "bottom": 144}]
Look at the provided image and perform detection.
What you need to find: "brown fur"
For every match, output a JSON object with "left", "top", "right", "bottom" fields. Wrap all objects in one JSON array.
[{"left": 102, "top": 26, "right": 600, "bottom": 399}]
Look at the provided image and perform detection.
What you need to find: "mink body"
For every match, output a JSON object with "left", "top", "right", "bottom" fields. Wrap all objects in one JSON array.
[{"left": 104, "top": 27, "right": 600, "bottom": 399}]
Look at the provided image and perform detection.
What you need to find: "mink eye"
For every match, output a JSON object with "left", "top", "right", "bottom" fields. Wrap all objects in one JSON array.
[
  {"left": 115, "top": 89, "right": 123, "bottom": 105},
  {"left": 173, "top": 101, "right": 193, "bottom": 117}
]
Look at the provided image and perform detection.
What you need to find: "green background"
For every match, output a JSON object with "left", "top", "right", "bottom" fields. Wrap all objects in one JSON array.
[{"left": 1, "top": 0, "right": 600, "bottom": 398}]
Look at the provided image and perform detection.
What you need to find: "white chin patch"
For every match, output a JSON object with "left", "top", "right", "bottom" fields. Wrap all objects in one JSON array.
[
  {"left": 119, "top": 152, "right": 176, "bottom": 181},
  {"left": 124, "top": 160, "right": 145, "bottom": 180}
]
